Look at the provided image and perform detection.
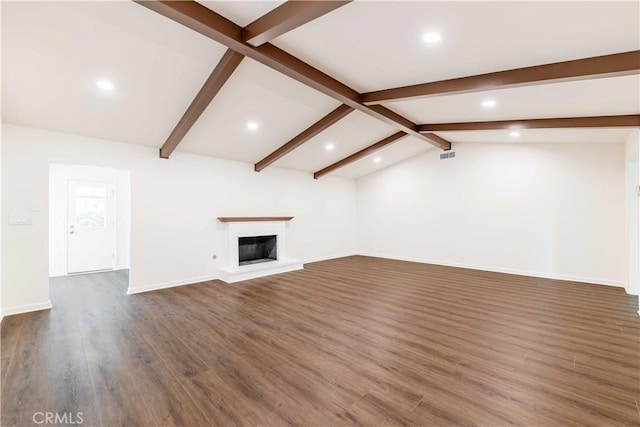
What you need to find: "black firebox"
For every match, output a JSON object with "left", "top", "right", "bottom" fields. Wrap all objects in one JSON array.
[{"left": 238, "top": 235, "right": 277, "bottom": 266}]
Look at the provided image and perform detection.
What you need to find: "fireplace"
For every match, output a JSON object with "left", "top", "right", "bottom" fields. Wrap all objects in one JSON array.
[
  {"left": 217, "top": 217, "right": 303, "bottom": 283},
  {"left": 238, "top": 235, "right": 277, "bottom": 266}
]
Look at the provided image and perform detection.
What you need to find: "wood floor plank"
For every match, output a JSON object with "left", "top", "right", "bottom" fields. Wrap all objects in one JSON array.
[
  {"left": 0, "top": 315, "right": 24, "bottom": 389},
  {"left": 1, "top": 314, "right": 50, "bottom": 426},
  {"left": 1, "top": 256, "right": 638, "bottom": 426}
]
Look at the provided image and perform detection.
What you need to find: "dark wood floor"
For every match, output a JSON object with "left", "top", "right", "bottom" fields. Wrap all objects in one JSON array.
[{"left": 2, "top": 256, "right": 639, "bottom": 426}]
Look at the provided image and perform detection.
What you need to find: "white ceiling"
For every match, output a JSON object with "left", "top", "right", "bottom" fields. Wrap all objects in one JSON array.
[
  {"left": 388, "top": 75, "right": 640, "bottom": 124},
  {"left": 1, "top": 1, "right": 227, "bottom": 147},
  {"left": 437, "top": 128, "right": 633, "bottom": 145},
  {"left": 178, "top": 59, "right": 339, "bottom": 163},
  {"left": 273, "top": 1, "right": 640, "bottom": 92},
  {"left": 200, "top": 1, "right": 286, "bottom": 27},
  {"left": 273, "top": 110, "right": 396, "bottom": 173},
  {"left": 2, "top": 1, "right": 638, "bottom": 179},
  {"left": 335, "top": 136, "right": 434, "bottom": 179}
]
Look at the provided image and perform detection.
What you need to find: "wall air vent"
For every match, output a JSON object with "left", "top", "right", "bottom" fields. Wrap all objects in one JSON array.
[{"left": 440, "top": 151, "right": 456, "bottom": 160}]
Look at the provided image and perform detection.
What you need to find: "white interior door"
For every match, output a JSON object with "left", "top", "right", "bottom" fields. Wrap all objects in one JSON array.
[{"left": 67, "top": 180, "right": 116, "bottom": 274}]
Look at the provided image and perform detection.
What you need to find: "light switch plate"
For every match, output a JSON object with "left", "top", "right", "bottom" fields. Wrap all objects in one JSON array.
[{"left": 8, "top": 216, "right": 34, "bottom": 226}]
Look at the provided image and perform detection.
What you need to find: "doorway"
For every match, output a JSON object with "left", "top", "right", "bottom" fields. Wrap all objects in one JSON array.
[
  {"left": 49, "top": 164, "right": 131, "bottom": 278},
  {"left": 67, "top": 180, "right": 115, "bottom": 273}
]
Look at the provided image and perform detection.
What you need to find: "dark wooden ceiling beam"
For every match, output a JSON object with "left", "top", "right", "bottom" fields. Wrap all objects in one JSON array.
[
  {"left": 255, "top": 104, "right": 354, "bottom": 172},
  {"left": 362, "top": 50, "right": 640, "bottom": 105},
  {"left": 421, "top": 132, "right": 455, "bottom": 148},
  {"left": 243, "top": 1, "right": 351, "bottom": 47},
  {"left": 417, "top": 115, "right": 640, "bottom": 132},
  {"left": 134, "top": 0, "right": 450, "bottom": 150},
  {"left": 134, "top": 1, "right": 359, "bottom": 105},
  {"left": 314, "top": 132, "right": 408, "bottom": 179},
  {"left": 160, "top": 48, "right": 244, "bottom": 158}
]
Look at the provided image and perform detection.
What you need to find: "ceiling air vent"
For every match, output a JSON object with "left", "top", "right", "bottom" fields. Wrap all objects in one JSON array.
[{"left": 440, "top": 151, "right": 456, "bottom": 160}]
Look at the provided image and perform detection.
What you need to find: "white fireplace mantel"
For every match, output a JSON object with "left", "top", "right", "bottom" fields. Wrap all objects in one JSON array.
[{"left": 217, "top": 217, "right": 303, "bottom": 283}]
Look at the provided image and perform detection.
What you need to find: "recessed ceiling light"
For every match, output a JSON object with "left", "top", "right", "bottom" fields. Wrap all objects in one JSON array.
[
  {"left": 509, "top": 131, "right": 521, "bottom": 138},
  {"left": 482, "top": 99, "right": 497, "bottom": 109},
  {"left": 373, "top": 156, "right": 382, "bottom": 163},
  {"left": 96, "top": 79, "right": 115, "bottom": 91},
  {"left": 422, "top": 31, "right": 442, "bottom": 44},
  {"left": 325, "top": 143, "right": 335, "bottom": 151},
  {"left": 246, "top": 121, "right": 259, "bottom": 130}
]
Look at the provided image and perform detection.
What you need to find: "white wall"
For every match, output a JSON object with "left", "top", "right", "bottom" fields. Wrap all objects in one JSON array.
[
  {"left": 3, "top": 122, "right": 631, "bottom": 316},
  {"left": 49, "top": 164, "right": 131, "bottom": 277},
  {"left": 625, "top": 129, "right": 640, "bottom": 296},
  {"left": 1, "top": 5, "right": 3, "bottom": 321},
  {"left": 2, "top": 124, "right": 357, "bottom": 314},
  {"left": 357, "top": 141, "right": 626, "bottom": 287},
  {"left": 0, "top": 124, "right": 3, "bottom": 321}
]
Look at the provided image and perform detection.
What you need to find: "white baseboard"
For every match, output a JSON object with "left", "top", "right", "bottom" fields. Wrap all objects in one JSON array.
[
  {"left": 2, "top": 300, "right": 53, "bottom": 316},
  {"left": 127, "top": 273, "right": 218, "bottom": 295},
  {"left": 50, "top": 267, "right": 129, "bottom": 279},
  {"left": 358, "top": 252, "right": 627, "bottom": 288},
  {"left": 127, "top": 253, "right": 354, "bottom": 291},
  {"left": 304, "top": 251, "right": 358, "bottom": 264},
  {"left": 127, "top": 252, "right": 356, "bottom": 292}
]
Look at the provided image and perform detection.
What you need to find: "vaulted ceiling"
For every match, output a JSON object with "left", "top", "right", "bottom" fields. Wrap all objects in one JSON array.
[{"left": 2, "top": 1, "right": 639, "bottom": 179}]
